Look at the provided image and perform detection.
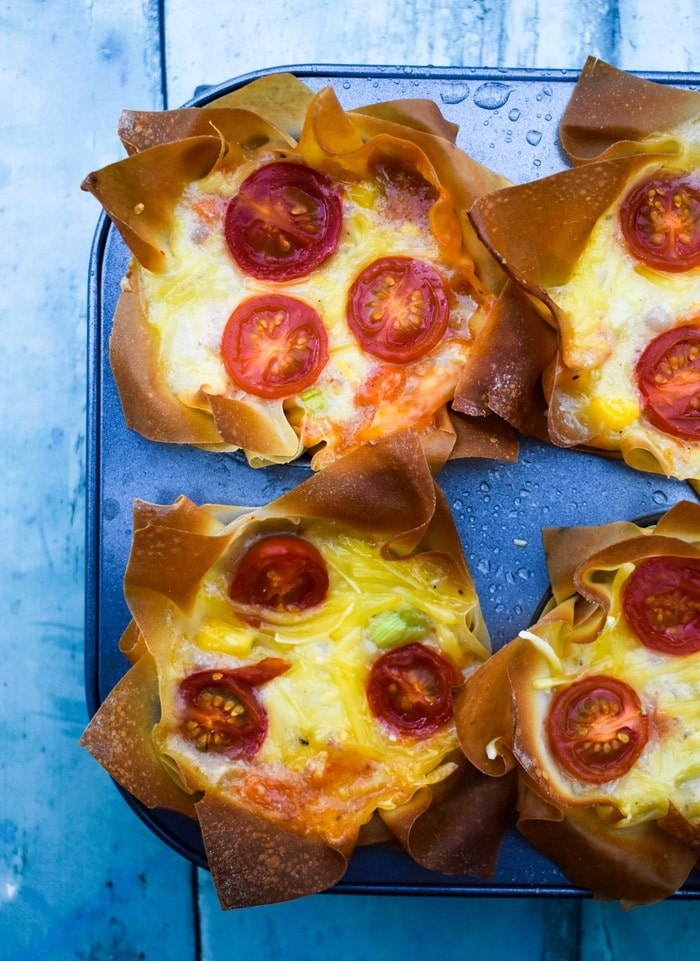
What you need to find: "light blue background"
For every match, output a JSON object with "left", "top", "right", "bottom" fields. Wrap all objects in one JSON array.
[{"left": 3, "top": 2, "right": 700, "bottom": 957}]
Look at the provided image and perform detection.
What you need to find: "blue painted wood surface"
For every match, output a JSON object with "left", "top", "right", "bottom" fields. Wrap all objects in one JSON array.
[{"left": 3, "top": 1, "right": 700, "bottom": 958}]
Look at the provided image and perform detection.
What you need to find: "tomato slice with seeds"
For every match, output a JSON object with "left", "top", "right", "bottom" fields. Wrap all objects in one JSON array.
[
  {"left": 620, "top": 175, "right": 700, "bottom": 272},
  {"left": 622, "top": 555, "right": 700, "bottom": 655},
  {"left": 224, "top": 162, "right": 342, "bottom": 280},
  {"left": 546, "top": 675, "right": 648, "bottom": 783},
  {"left": 229, "top": 534, "right": 329, "bottom": 617},
  {"left": 221, "top": 294, "right": 328, "bottom": 399},
  {"left": 366, "top": 642, "right": 460, "bottom": 738},
  {"left": 347, "top": 256, "right": 450, "bottom": 364},
  {"left": 178, "top": 659, "right": 289, "bottom": 759},
  {"left": 635, "top": 325, "right": 700, "bottom": 439}
]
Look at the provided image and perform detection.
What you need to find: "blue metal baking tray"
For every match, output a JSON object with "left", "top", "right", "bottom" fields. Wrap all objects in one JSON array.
[{"left": 85, "top": 64, "right": 700, "bottom": 897}]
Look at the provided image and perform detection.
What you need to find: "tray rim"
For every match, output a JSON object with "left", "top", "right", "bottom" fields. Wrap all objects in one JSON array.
[
  {"left": 183, "top": 62, "right": 700, "bottom": 107},
  {"left": 84, "top": 62, "right": 700, "bottom": 899}
]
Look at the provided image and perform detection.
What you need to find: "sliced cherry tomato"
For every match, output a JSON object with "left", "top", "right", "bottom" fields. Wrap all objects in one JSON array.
[
  {"left": 622, "top": 555, "right": 700, "bottom": 655},
  {"left": 546, "top": 675, "right": 648, "bottom": 783},
  {"left": 347, "top": 256, "right": 450, "bottom": 364},
  {"left": 229, "top": 534, "right": 329, "bottom": 616},
  {"left": 178, "top": 659, "right": 289, "bottom": 759},
  {"left": 620, "top": 175, "right": 700, "bottom": 272},
  {"left": 221, "top": 294, "right": 328, "bottom": 399},
  {"left": 635, "top": 325, "right": 700, "bottom": 439},
  {"left": 224, "top": 161, "right": 342, "bottom": 280},
  {"left": 366, "top": 642, "right": 460, "bottom": 738}
]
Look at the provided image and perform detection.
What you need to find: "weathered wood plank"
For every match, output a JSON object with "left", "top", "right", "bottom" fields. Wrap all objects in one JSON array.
[
  {"left": 617, "top": 1, "right": 700, "bottom": 73},
  {"left": 580, "top": 900, "right": 700, "bottom": 961},
  {"left": 7, "top": 1, "right": 700, "bottom": 958},
  {"left": 0, "top": 1, "right": 196, "bottom": 957},
  {"left": 198, "top": 872, "right": 583, "bottom": 961},
  {"left": 163, "top": 0, "right": 700, "bottom": 108}
]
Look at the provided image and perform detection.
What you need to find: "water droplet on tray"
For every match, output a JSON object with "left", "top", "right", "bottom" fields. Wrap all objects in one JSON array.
[
  {"left": 440, "top": 82, "right": 469, "bottom": 104},
  {"left": 103, "top": 498, "right": 120, "bottom": 521},
  {"left": 508, "top": 107, "right": 521, "bottom": 122},
  {"left": 473, "top": 82, "right": 512, "bottom": 110},
  {"left": 526, "top": 130, "right": 542, "bottom": 146},
  {"left": 652, "top": 490, "right": 669, "bottom": 505}
]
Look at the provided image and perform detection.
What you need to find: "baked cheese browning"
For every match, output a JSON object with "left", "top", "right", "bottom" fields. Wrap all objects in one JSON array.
[{"left": 153, "top": 519, "right": 488, "bottom": 847}]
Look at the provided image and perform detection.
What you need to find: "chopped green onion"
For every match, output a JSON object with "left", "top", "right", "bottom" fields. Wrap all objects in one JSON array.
[
  {"left": 366, "top": 606, "right": 431, "bottom": 649},
  {"left": 300, "top": 386, "right": 325, "bottom": 413}
]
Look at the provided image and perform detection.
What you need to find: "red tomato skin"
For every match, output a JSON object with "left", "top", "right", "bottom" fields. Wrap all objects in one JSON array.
[
  {"left": 623, "top": 555, "right": 700, "bottom": 655},
  {"left": 178, "top": 660, "right": 289, "bottom": 759},
  {"left": 366, "top": 642, "right": 460, "bottom": 738},
  {"left": 224, "top": 161, "right": 342, "bottom": 280},
  {"left": 620, "top": 175, "right": 700, "bottom": 273},
  {"left": 221, "top": 294, "right": 329, "bottom": 399},
  {"left": 635, "top": 325, "right": 700, "bottom": 440},
  {"left": 347, "top": 256, "right": 450, "bottom": 364},
  {"left": 546, "top": 675, "right": 648, "bottom": 784},
  {"left": 232, "top": 657, "right": 293, "bottom": 686},
  {"left": 229, "top": 534, "right": 329, "bottom": 617}
]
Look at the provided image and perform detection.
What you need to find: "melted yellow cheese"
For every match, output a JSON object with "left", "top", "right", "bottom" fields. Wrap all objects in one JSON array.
[
  {"left": 153, "top": 520, "right": 488, "bottom": 845},
  {"left": 140, "top": 159, "right": 480, "bottom": 465},
  {"left": 548, "top": 151, "right": 700, "bottom": 479},
  {"left": 524, "top": 563, "right": 700, "bottom": 827}
]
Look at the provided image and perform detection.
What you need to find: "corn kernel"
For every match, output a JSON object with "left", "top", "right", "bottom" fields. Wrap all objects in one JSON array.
[
  {"left": 587, "top": 395, "right": 639, "bottom": 432},
  {"left": 195, "top": 619, "right": 254, "bottom": 657},
  {"left": 346, "top": 182, "right": 378, "bottom": 209}
]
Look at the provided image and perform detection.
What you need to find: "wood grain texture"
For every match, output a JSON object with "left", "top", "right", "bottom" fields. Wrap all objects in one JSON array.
[
  {"left": 0, "top": 2, "right": 194, "bottom": 959},
  {"left": 197, "top": 873, "right": 572, "bottom": 960},
  {"left": 4, "top": 0, "right": 700, "bottom": 958},
  {"left": 580, "top": 901, "right": 700, "bottom": 960},
  {"left": 163, "top": 0, "right": 700, "bottom": 108}
]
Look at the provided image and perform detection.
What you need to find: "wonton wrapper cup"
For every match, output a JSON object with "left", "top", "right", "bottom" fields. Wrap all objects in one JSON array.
[
  {"left": 469, "top": 60, "right": 700, "bottom": 483},
  {"left": 82, "top": 72, "right": 547, "bottom": 472},
  {"left": 560, "top": 57, "right": 700, "bottom": 165},
  {"left": 454, "top": 500, "right": 700, "bottom": 906},
  {"left": 468, "top": 151, "right": 700, "bottom": 481},
  {"left": 81, "top": 430, "right": 517, "bottom": 909}
]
